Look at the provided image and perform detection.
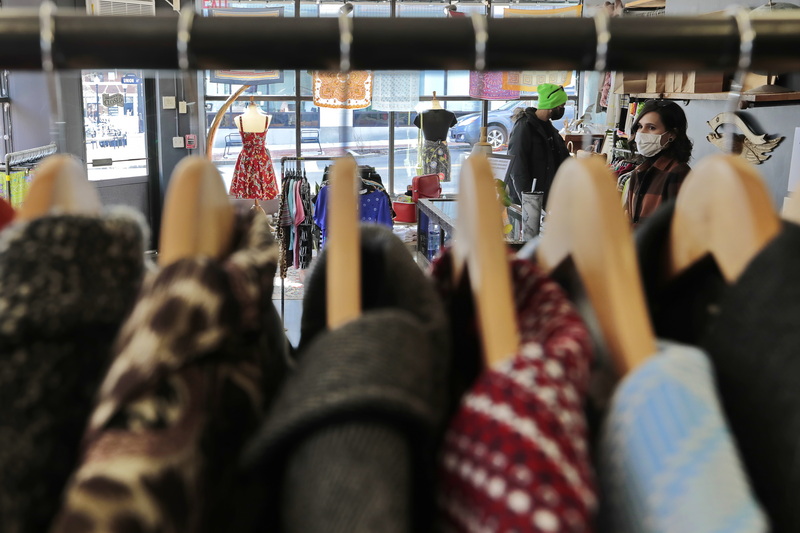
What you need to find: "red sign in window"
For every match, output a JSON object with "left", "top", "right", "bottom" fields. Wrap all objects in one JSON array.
[{"left": 202, "top": 0, "right": 229, "bottom": 8}]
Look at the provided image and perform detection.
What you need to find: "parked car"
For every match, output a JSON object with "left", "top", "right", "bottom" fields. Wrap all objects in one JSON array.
[{"left": 449, "top": 95, "right": 577, "bottom": 150}]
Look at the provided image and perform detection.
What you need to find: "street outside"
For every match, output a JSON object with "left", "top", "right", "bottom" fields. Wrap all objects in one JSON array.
[
  {"left": 85, "top": 123, "right": 495, "bottom": 196},
  {"left": 84, "top": 114, "right": 148, "bottom": 181},
  {"left": 211, "top": 128, "right": 483, "bottom": 196}
]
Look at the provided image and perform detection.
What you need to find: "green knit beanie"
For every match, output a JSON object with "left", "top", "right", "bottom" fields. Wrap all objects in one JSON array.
[{"left": 537, "top": 83, "right": 568, "bottom": 110}]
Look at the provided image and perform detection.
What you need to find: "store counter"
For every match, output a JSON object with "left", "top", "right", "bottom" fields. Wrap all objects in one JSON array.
[{"left": 417, "top": 197, "right": 524, "bottom": 267}]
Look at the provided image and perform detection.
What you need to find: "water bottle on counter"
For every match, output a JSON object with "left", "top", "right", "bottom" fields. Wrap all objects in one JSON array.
[{"left": 427, "top": 223, "right": 441, "bottom": 260}]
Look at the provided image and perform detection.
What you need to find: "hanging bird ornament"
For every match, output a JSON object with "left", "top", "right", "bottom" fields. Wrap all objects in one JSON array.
[{"left": 706, "top": 112, "right": 784, "bottom": 165}]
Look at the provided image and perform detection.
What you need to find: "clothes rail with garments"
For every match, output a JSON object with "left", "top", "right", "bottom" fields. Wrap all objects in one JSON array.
[
  {"left": 4, "top": 4, "right": 800, "bottom": 533},
  {"left": 0, "top": 9, "right": 798, "bottom": 72}
]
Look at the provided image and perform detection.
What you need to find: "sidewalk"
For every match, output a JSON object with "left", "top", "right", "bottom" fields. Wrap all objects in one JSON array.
[{"left": 209, "top": 136, "right": 424, "bottom": 162}]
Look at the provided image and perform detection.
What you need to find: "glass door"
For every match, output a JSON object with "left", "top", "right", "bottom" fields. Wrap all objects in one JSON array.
[{"left": 82, "top": 69, "right": 148, "bottom": 180}]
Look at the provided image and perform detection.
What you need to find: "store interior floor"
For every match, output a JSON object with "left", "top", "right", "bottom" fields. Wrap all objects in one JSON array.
[
  {"left": 270, "top": 223, "right": 418, "bottom": 350},
  {"left": 274, "top": 299, "right": 302, "bottom": 349}
]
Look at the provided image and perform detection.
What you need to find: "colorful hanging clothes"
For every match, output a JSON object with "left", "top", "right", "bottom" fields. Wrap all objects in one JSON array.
[
  {"left": 8, "top": 169, "right": 32, "bottom": 208},
  {"left": 277, "top": 166, "right": 314, "bottom": 277},
  {"left": 598, "top": 340, "right": 769, "bottom": 533},
  {"left": 432, "top": 252, "right": 597, "bottom": 533},
  {"left": 51, "top": 212, "right": 289, "bottom": 533},
  {"left": 312, "top": 71, "right": 373, "bottom": 109},
  {"left": 313, "top": 183, "right": 393, "bottom": 248},
  {"left": 230, "top": 116, "right": 279, "bottom": 201}
]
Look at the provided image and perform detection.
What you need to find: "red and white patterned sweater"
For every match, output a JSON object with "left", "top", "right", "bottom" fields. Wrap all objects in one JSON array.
[{"left": 432, "top": 255, "right": 597, "bottom": 533}]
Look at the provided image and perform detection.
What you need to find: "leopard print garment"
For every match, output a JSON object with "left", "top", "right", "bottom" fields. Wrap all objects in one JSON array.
[{"left": 51, "top": 211, "right": 288, "bottom": 533}]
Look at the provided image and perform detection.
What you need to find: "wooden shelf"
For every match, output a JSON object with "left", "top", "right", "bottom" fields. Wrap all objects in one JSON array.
[
  {"left": 630, "top": 91, "right": 800, "bottom": 103},
  {"left": 625, "top": 0, "right": 665, "bottom": 7}
]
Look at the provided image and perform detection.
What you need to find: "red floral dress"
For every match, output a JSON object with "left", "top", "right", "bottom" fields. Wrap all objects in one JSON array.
[{"left": 229, "top": 116, "right": 279, "bottom": 200}]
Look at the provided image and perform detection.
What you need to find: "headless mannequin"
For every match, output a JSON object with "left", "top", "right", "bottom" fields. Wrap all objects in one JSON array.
[
  {"left": 413, "top": 92, "right": 458, "bottom": 180},
  {"left": 234, "top": 98, "right": 273, "bottom": 215},
  {"left": 235, "top": 98, "right": 272, "bottom": 132},
  {"left": 414, "top": 91, "right": 457, "bottom": 142}
]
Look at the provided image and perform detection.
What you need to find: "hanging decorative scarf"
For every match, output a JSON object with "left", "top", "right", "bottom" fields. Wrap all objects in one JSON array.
[
  {"left": 313, "top": 71, "right": 373, "bottom": 110},
  {"left": 503, "top": 71, "right": 574, "bottom": 95},
  {"left": 501, "top": 5, "right": 581, "bottom": 95},
  {"left": 469, "top": 71, "right": 520, "bottom": 101},
  {"left": 372, "top": 71, "right": 420, "bottom": 112},
  {"left": 208, "top": 8, "right": 285, "bottom": 86},
  {"left": 451, "top": 7, "right": 520, "bottom": 101}
]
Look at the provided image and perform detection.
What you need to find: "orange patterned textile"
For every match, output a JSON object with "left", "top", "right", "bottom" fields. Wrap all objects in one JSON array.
[{"left": 312, "top": 71, "right": 373, "bottom": 109}]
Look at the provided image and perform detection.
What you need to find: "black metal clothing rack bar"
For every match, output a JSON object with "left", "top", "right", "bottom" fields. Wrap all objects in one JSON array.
[
  {"left": 1, "top": 11, "right": 800, "bottom": 72},
  {"left": 3, "top": 143, "right": 58, "bottom": 169},
  {"left": 1, "top": 143, "right": 59, "bottom": 201},
  {"left": 279, "top": 155, "right": 338, "bottom": 177}
]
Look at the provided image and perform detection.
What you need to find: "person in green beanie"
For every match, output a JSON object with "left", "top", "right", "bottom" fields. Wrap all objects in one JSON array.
[{"left": 504, "top": 83, "right": 571, "bottom": 208}]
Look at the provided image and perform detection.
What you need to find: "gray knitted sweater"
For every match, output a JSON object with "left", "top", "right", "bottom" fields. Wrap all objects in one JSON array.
[{"left": 235, "top": 224, "right": 452, "bottom": 533}]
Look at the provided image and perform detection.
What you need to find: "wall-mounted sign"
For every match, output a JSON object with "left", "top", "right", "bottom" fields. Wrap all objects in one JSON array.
[
  {"left": 202, "top": 0, "right": 228, "bottom": 8},
  {"left": 121, "top": 74, "right": 140, "bottom": 84},
  {"left": 102, "top": 93, "right": 125, "bottom": 107},
  {"left": 185, "top": 134, "right": 197, "bottom": 150}
]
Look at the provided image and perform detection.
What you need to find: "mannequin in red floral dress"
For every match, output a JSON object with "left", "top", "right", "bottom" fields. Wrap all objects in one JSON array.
[{"left": 229, "top": 101, "right": 279, "bottom": 214}]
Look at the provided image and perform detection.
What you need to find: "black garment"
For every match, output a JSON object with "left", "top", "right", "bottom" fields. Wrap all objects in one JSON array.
[
  {"left": 636, "top": 202, "right": 800, "bottom": 532},
  {"left": 413, "top": 109, "right": 457, "bottom": 142},
  {"left": 0, "top": 208, "right": 148, "bottom": 533},
  {"left": 635, "top": 201, "right": 728, "bottom": 344},
  {"left": 322, "top": 164, "right": 385, "bottom": 187},
  {"left": 700, "top": 222, "right": 800, "bottom": 533},
  {"left": 504, "top": 107, "right": 570, "bottom": 207},
  {"left": 233, "top": 225, "right": 451, "bottom": 533},
  {"left": 359, "top": 164, "right": 384, "bottom": 186}
]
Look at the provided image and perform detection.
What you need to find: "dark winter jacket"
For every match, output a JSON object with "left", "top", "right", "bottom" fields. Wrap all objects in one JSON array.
[
  {"left": 504, "top": 107, "right": 570, "bottom": 207},
  {"left": 232, "top": 225, "right": 452, "bottom": 533},
  {"left": 0, "top": 208, "right": 149, "bottom": 533}
]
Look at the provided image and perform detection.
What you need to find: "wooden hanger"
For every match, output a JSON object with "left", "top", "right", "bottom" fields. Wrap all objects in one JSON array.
[
  {"left": 17, "top": 154, "right": 102, "bottom": 221},
  {"left": 326, "top": 155, "right": 361, "bottom": 329},
  {"left": 668, "top": 153, "right": 780, "bottom": 283},
  {"left": 159, "top": 156, "right": 235, "bottom": 267},
  {"left": 537, "top": 157, "right": 655, "bottom": 375},
  {"left": 453, "top": 153, "right": 519, "bottom": 367}
]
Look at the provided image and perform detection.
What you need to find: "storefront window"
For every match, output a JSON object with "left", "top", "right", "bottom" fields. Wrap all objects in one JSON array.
[
  {"left": 81, "top": 69, "right": 148, "bottom": 181},
  {"left": 201, "top": 0, "right": 582, "bottom": 195}
]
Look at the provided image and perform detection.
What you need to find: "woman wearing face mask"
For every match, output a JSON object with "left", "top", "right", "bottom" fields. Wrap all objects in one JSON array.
[{"left": 623, "top": 100, "right": 693, "bottom": 226}]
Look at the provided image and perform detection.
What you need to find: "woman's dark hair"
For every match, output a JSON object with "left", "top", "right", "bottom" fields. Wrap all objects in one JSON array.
[{"left": 630, "top": 100, "right": 693, "bottom": 163}]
